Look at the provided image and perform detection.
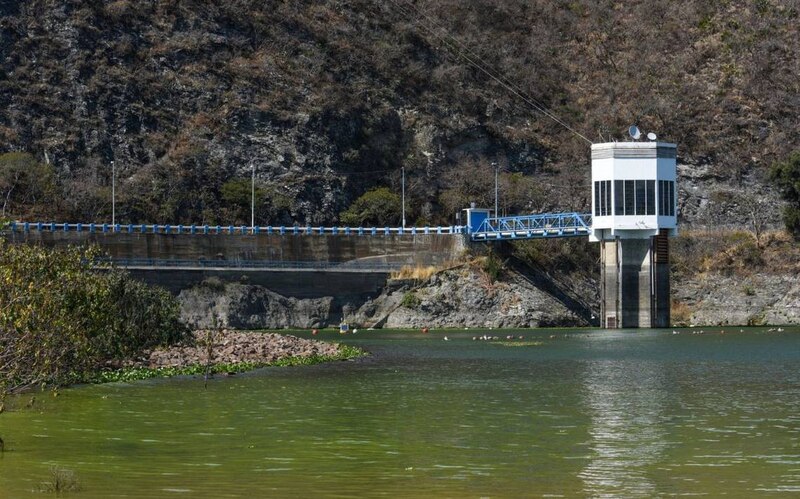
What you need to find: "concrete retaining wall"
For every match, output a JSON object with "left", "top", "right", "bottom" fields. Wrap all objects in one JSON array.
[
  {"left": 4, "top": 231, "right": 465, "bottom": 267},
  {"left": 3, "top": 230, "right": 465, "bottom": 299}
]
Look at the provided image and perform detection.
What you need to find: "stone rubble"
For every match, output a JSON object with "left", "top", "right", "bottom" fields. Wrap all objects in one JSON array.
[{"left": 133, "top": 330, "right": 342, "bottom": 369}]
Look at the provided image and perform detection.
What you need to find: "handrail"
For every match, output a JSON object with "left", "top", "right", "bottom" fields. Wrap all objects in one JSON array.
[
  {"left": 95, "top": 258, "right": 407, "bottom": 272},
  {"left": 7, "top": 222, "right": 465, "bottom": 236}
]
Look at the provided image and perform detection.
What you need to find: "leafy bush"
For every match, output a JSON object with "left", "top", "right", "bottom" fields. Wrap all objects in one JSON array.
[
  {"left": 770, "top": 151, "right": 800, "bottom": 239},
  {"left": 0, "top": 152, "right": 57, "bottom": 219},
  {"left": 400, "top": 291, "right": 421, "bottom": 309},
  {"left": 481, "top": 251, "right": 504, "bottom": 283},
  {"left": 0, "top": 241, "right": 187, "bottom": 394},
  {"left": 340, "top": 187, "right": 401, "bottom": 226}
]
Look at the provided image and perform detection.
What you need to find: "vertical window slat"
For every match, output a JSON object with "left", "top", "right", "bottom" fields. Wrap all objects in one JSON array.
[
  {"left": 615, "top": 180, "right": 624, "bottom": 215},
  {"left": 594, "top": 181, "right": 600, "bottom": 216}
]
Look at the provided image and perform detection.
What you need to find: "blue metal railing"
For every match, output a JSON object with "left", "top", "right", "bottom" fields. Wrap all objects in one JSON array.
[
  {"left": 6, "top": 215, "right": 594, "bottom": 242},
  {"left": 471, "top": 212, "right": 592, "bottom": 241},
  {"left": 7, "top": 222, "right": 465, "bottom": 236}
]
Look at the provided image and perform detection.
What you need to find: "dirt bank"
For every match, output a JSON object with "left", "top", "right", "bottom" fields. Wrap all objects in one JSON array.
[{"left": 127, "top": 330, "right": 345, "bottom": 369}]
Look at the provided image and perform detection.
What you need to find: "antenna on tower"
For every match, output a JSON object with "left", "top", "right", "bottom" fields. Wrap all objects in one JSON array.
[{"left": 628, "top": 125, "right": 642, "bottom": 140}]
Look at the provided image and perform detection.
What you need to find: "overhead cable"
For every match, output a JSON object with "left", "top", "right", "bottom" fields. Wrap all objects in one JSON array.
[{"left": 385, "top": 0, "right": 593, "bottom": 144}]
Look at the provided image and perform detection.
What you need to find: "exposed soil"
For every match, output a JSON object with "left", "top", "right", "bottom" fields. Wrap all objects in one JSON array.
[{"left": 127, "top": 330, "right": 343, "bottom": 368}]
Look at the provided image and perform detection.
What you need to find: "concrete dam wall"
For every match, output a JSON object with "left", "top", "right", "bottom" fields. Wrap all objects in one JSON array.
[
  {"left": 5, "top": 230, "right": 463, "bottom": 265},
  {"left": 3, "top": 230, "right": 466, "bottom": 297}
]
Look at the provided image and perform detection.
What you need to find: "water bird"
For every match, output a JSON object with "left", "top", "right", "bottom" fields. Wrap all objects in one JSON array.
[
  {"left": 672, "top": 330, "right": 679, "bottom": 334},
  {"left": 443, "top": 336, "right": 449, "bottom": 341},
  {"left": 778, "top": 327, "right": 785, "bottom": 332}
]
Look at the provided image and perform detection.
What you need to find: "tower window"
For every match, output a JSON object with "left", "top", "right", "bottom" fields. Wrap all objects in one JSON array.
[{"left": 594, "top": 180, "right": 612, "bottom": 216}]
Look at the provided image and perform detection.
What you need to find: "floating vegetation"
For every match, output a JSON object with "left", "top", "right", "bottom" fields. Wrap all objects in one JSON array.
[
  {"left": 87, "top": 345, "right": 366, "bottom": 384},
  {"left": 493, "top": 341, "right": 545, "bottom": 347},
  {"left": 38, "top": 466, "right": 81, "bottom": 493}
]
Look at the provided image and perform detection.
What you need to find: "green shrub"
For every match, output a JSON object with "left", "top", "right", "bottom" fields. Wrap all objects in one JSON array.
[
  {"left": 340, "top": 187, "right": 401, "bottom": 226},
  {"left": 0, "top": 241, "right": 187, "bottom": 394},
  {"left": 770, "top": 151, "right": 800, "bottom": 239},
  {"left": 482, "top": 251, "right": 504, "bottom": 283},
  {"left": 400, "top": 291, "right": 421, "bottom": 309}
]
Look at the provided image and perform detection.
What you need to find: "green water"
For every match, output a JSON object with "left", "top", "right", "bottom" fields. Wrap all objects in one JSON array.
[{"left": 1, "top": 328, "right": 799, "bottom": 498}]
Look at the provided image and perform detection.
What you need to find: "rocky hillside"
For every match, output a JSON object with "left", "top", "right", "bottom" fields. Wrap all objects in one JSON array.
[
  {"left": 177, "top": 260, "right": 596, "bottom": 330},
  {"left": 1, "top": 1, "right": 799, "bottom": 228},
  {"left": 671, "top": 230, "right": 800, "bottom": 326}
]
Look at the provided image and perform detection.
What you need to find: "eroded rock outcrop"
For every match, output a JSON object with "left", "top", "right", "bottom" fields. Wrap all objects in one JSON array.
[
  {"left": 177, "top": 264, "right": 595, "bottom": 330},
  {"left": 179, "top": 283, "right": 333, "bottom": 329}
]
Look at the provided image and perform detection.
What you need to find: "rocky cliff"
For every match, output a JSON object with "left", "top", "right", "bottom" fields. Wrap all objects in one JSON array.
[
  {"left": 2, "top": 1, "right": 798, "bottom": 229},
  {"left": 178, "top": 259, "right": 596, "bottom": 330}
]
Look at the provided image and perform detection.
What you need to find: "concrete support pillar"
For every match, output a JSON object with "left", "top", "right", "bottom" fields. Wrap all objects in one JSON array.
[{"left": 600, "top": 234, "right": 670, "bottom": 328}]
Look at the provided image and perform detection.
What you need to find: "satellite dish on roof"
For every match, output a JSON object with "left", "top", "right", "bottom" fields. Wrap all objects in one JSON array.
[
  {"left": 647, "top": 132, "right": 657, "bottom": 141},
  {"left": 628, "top": 125, "right": 642, "bottom": 140}
]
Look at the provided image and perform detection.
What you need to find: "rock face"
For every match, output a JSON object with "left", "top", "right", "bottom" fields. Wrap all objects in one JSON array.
[
  {"left": 353, "top": 269, "right": 592, "bottom": 328},
  {"left": 178, "top": 265, "right": 595, "bottom": 329},
  {"left": 674, "top": 273, "right": 800, "bottom": 326},
  {"left": 179, "top": 283, "right": 333, "bottom": 329}
]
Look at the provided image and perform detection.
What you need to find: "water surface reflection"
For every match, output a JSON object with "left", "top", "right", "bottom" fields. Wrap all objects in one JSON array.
[{"left": 579, "top": 359, "right": 668, "bottom": 497}]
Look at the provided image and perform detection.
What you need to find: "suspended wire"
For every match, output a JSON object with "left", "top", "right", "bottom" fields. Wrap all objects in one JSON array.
[
  {"left": 384, "top": 0, "right": 593, "bottom": 144},
  {"left": 326, "top": 168, "right": 397, "bottom": 176}
]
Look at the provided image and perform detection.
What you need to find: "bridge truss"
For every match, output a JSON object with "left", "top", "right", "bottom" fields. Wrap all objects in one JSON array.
[{"left": 470, "top": 213, "right": 592, "bottom": 241}]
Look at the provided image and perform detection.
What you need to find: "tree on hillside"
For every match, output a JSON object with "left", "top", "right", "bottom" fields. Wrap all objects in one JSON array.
[
  {"left": 0, "top": 152, "right": 57, "bottom": 219},
  {"left": 769, "top": 151, "right": 800, "bottom": 239},
  {"left": 340, "top": 187, "right": 401, "bottom": 226}
]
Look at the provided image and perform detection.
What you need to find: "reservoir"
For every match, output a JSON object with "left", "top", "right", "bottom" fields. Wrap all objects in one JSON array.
[{"left": 1, "top": 328, "right": 799, "bottom": 497}]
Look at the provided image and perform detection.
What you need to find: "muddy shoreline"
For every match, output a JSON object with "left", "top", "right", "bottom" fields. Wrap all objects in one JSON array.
[{"left": 123, "top": 330, "right": 350, "bottom": 369}]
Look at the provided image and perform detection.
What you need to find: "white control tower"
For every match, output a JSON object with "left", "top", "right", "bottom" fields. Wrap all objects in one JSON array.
[{"left": 590, "top": 137, "right": 677, "bottom": 328}]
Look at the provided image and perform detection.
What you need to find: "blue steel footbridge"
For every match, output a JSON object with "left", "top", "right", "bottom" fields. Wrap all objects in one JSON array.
[{"left": 8, "top": 211, "right": 592, "bottom": 243}]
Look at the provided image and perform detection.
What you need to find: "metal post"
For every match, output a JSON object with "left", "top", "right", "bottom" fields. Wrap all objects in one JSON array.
[
  {"left": 111, "top": 160, "right": 115, "bottom": 226},
  {"left": 493, "top": 162, "right": 498, "bottom": 218},
  {"left": 401, "top": 166, "right": 406, "bottom": 229},
  {"left": 251, "top": 162, "right": 255, "bottom": 233}
]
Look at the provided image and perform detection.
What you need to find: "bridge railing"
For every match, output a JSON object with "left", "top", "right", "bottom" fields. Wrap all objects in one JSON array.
[
  {"left": 7, "top": 222, "right": 466, "bottom": 236},
  {"left": 96, "top": 258, "right": 408, "bottom": 272},
  {"left": 471, "top": 212, "right": 592, "bottom": 241}
]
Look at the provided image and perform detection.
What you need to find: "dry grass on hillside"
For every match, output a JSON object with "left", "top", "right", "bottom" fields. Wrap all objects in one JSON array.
[
  {"left": 672, "top": 230, "right": 800, "bottom": 279},
  {"left": 391, "top": 265, "right": 440, "bottom": 281}
]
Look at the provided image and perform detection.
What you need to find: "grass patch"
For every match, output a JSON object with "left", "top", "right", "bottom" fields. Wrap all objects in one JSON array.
[{"left": 392, "top": 265, "right": 439, "bottom": 280}]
